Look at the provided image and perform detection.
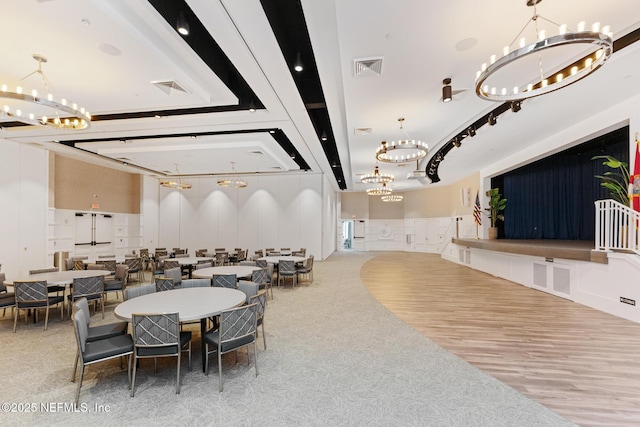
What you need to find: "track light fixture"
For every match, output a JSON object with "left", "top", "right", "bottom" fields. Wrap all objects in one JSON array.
[
  {"left": 176, "top": 11, "right": 189, "bottom": 36},
  {"left": 467, "top": 127, "right": 476, "bottom": 137},
  {"left": 294, "top": 53, "right": 303, "bottom": 72},
  {"left": 442, "top": 78, "right": 453, "bottom": 103},
  {"left": 510, "top": 100, "right": 522, "bottom": 113},
  {"left": 452, "top": 137, "right": 461, "bottom": 148},
  {"left": 488, "top": 114, "right": 497, "bottom": 126}
]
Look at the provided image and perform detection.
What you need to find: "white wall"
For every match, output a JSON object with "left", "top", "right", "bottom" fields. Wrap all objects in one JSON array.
[
  {"left": 0, "top": 139, "right": 48, "bottom": 278},
  {"left": 156, "top": 173, "right": 326, "bottom": 259}
]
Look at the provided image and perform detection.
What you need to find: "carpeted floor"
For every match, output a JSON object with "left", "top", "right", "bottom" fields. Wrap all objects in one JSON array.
[{"left": 0, "top": 252, "right": 574, "bottom": 426}]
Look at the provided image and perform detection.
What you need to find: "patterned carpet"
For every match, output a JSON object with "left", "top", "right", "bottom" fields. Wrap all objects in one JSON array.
[{"left": 1, "top": 252, "right": 574, "bottom": 426}]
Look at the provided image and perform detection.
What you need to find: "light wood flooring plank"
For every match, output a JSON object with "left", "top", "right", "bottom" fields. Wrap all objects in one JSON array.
[{"left": 361, "top": 252, "right": 640, "bottom": 427}]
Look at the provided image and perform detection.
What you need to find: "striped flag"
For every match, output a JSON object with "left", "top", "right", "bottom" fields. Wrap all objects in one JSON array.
[{"left": 473, "top": 191, "right": 482, "bottom": 225}]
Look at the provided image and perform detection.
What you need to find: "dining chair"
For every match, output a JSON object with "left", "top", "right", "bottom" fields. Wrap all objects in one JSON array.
[
  {"left": 203, "top": 302, "right": 258, "bottom": 392},
  {"left": 181, "top": 278, "right": 211, "bottom": 288},
  {"left": 30, "top": 267, "right": 66, "bottom": 298},
  {"left": 104, "top": 264, "right": 130, "bottom": 301},
  {"left": 125, "top": 257, "right": 144, "bottom": 283},
  {"left": 278, "top": 260, "right": 297, "bottom": 288},
  {"left": 255, "top": 259, "right": 268, "bottom": 268},
  {"left": 195, "top": 260, "right": 214, "bottom": 269},
  {"left": 124, "top": 283, "right": 156, "bottom": 300},
  {"left": 155, "top": 277, "right": 175, "bottom": 292},
  {"left": 0, "top": 272, "right": 16, "bottom": 317},
  {"left": 238, "top": 280, "right": 259, "bottom": 304},
  {"left": 69, "top": 276, "right": 105, "bottom": 319},
  {"left": 72, "top": 258, "right": 87, "bottom": 271},
  {"left": 13, "top": 280, "right": 64, "bottom": 332},
  {"left": 130, "top": 312, "right": 192, "bottom": 396},
  {"left": 213, "top": 274, "right": 237, "bottom": 289},
  {"left": 73, "top": 297, "right": 128, "bottom": 343},
  {"left": 254, "top": 249, "right": 264, "bottom": 258},
  {"left": 163, "top": 267, "right": 183, "bottom": 287},
  {"left": 71, "top": 309, "right": 133, "bottom": 405},
  {"left": 195, "top": 248, "right": 208, "bottom": 257},
  {"left": 250, "top": 289, "right": 267, "bottom": 350},
  {"left": 163, "top": 259, "right": 180, "bottom": 270},
  {"left": 96, "top": 259, "right": 117, "bottom": 275},
  {"left": 98, "top": 254, "right": 116, "bottom": 259},
  {"left": 296, "top": 255, "right": 314, "bottom": 282},
  {"left": 251, "top": 268, "right": 273, "bottom": 299}
]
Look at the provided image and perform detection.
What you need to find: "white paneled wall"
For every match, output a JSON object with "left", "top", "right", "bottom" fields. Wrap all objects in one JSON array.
[
  {"left": 155, "top": 173, "right": 325, "bottom": 258},
  {"left": 0, "top": 140, "right": 48, "bottom": 277}
]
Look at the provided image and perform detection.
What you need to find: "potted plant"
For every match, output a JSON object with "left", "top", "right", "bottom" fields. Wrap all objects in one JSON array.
[
  {"left": 486, "top": 188, "right": 507, "bottom": 239},
  {"left": 592, "top": 155, "right": 631, "bottom": 206}
]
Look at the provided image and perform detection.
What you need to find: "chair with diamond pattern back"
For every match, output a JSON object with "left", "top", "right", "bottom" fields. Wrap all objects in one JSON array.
[
  {"left": 69, "top": 276, "right": 105, "bottom": 319},
  {"left": 203, "top": 302, "right": 258, "bottom": 392},
  {"left": 250, "top": 289, "right": 267, "bottom": 350},
  {"left": 130, "top": 312, "right": 191, "bottom": 396},
  {"left": 278, "top": 260, "right": 297, "bottom": 288},
  {"left": 13, "top": 280, "right": 64, "bottom": 332},
  {"left": 251, "top": 268, "right": 273, "bottom": 299},
  {"left": 155, "top": 277, "right": 175, "bottom": 292},
  {"left": 213, "top": 274, "right": 237, "bottom": 289}
]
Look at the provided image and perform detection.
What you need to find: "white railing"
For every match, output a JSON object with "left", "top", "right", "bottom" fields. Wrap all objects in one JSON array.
[
  {"left": 437, "top": 218, "right": 458, "bottom": 253},
  {"left": 594, "top": 199, "right": 640, "bottom": 254}
]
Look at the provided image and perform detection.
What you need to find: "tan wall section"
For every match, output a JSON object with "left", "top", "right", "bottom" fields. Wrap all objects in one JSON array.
[
  {"left": 53, "top": 155, "right": 141, "bottom": 213},
  {"left": 341, "top": 192, "right": 370, "bottom": 219},
  {"left": 369, "top": 194, "right": 404, "bottom": 219}
]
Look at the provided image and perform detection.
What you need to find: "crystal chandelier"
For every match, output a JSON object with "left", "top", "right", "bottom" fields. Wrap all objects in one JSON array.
[
  {"left": 360, "top": 165, "right": 394, "bottom": 184},
  {"left": 475, "top": 0, "right": 612, "bottom": 102},
  {"left": 375, "top": 118, "right": 428, "bottom": 163},
  {"left": 217, "top": 162, "right": 248, "bottom": 188},
  {"left": 367, "top": 182, "right": 392, "bottom": 196},
  {"left": 160, "top": 164, "right": 192, "bottom": 190},
  {"left": 0, "top": 54, "right": 91, "bottom": 129}
]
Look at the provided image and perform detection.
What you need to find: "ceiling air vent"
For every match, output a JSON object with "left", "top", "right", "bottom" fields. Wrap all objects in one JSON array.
[
  {"left": 353, "top": 57, "right": 383, "bottom": 77},
  {"left": 248, "top": 150, "right": 264, "bottom": 155},
  {"left": 354, "top": 127, "right": 373, "bottom": 135},
  {"left": 151, "top": 80, "right": 189, "bottom": 95}
]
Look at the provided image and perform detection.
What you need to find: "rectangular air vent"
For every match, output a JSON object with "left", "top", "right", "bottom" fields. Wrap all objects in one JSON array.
[
  {"left": 354, "top": 128, "right": 373, "bottom": 135},
  {"left": 151, "top": 80, "right": 188, "bottom": 95},
  {"left": 353, "top": 57, "right": 383, "bottom": 77}
]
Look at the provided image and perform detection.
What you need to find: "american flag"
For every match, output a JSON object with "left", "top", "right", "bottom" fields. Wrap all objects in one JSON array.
[{"left": 473, "top": 191, "right": 482, "bottom": 225}]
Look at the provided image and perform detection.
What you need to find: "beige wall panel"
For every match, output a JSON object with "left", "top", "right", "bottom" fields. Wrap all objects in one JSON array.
[
  {"left": 404, "top": 172, "right": 480, "bottom": 218},
  {"left": 341, "top": 192, "right": 370, "bottom": 219},
  {"left": 53, "top": 155, "right": 140, "bottom": 214},
  {"left": 369, "top": 194, "right": 404, "bottom": 219}
]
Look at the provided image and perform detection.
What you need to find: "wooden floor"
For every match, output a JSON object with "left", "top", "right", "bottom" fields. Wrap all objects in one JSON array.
[{"left": 360, "top": 252, "right": 640, "bottom": 427}]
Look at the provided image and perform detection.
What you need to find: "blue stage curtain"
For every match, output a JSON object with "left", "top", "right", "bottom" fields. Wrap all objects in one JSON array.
[{"left": 502, "top": 132, "right": 628, "bottom": 240}]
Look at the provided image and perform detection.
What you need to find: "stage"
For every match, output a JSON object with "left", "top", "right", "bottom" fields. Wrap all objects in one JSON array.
[{"left": 452, "top": 238, "right": 608, "bottom": 264}]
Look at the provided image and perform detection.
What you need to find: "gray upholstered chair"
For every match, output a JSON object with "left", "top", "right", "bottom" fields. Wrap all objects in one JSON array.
[
  {"left": 73, "top": 297, "right": 128, "bottom": 343},
  {"left": 163, "top": 267, "right": 183, "bottom": 287},
  {"left": 251, "top": 268, "right": 273, "bottom": 299},
  {"left": 181, "top": 278, "right": 211, "bottom": 288},
  {"left": 238, "top": 280, "right": 259, "bottom": 304},
  {"left": 256, "top": 259, "right": 268, "bottom": 268},
  {"left": 278, "top": 260, "right": 297, "bottom": 288},
  {"left": 125, "top": 257, "right": 143, "bottom": 283},
  {"left": 96, "top": 259, "right": 117, "bottom": 275},
  {"left": 296, "top": 255, "right": 314, "bottom": 282},
  {"left": 71, "top": 309, "right": 133, "bottom": 404},
  {"left": 250, "top": 289, "right": 267, "bottom": 350},
  {"left": 124, "top": 283, "right": 156, "bottom": 300},
  {"left": 104, "top": 264, "right": 130, "bottom": 301},
  {"left": 163, "top": 259, "right": 180, "bottom": 270},
  {"left": 13, "top": 280, "right": 64, "bottom": 332},
  {"left": 30, "top": 267, "right": 66, "bottom": 297},
  {"left": 203, "top": 302, "right": 258, "bottom": 392},
  {"left": 69, "top": 276, "right": 105, "bottom": 318},
  {"left": 155, "top": 277, "right": 175, "bottom": 292},
  {"left": 130, "top": 312, "right": 192, "bottom": 396},
  {"left": 0, "top": 272, "right": 15, "bottom": 317},
  {"left": 195, "top": 249, "right": 208, "bottom": 257},
  {"left": 213, "top": 274, "right": 237, "bottom": 289}
]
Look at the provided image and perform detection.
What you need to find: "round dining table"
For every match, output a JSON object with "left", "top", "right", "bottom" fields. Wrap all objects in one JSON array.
[
  {"left": 114, "top": 287, "right": 246, "bottom": 372},
  {"left": 6, "top": 269, "right": 111, "bottom": 287},
  {"left": 192, "top": 265, "right": 261, "bottom": 279},
  {"left": 173, "top": 256, "right": 215, "bottom": 278},
  {"left": 257, "top": 255, "right": 305, "bottom": 264}
]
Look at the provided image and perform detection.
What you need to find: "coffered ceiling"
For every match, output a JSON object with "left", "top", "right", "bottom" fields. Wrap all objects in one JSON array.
[{"left": 1, "top": 0, "right": 639, "bottom": 192}]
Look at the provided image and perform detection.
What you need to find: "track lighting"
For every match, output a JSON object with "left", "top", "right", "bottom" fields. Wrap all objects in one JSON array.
[
  {"left": 442, "top": 78, "right": 452, "bottom": 103},
  {"left": 452, "top": 137, "right": 461, "bottom": 148},
  {"left": 510, "top": 100, "right": 522, "bottom": 113},
  {"left": 176, "top": 11, "right": 189, "bottom": 36},
  {"left": 467, "top": 127, "right": 476, "bottom": 137},
  {"left": 488, "top": 114, "right": 497, "bottom": 126}
]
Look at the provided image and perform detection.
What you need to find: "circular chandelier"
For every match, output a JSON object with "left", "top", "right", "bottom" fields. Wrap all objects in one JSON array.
[
  {"left": 360, "top": 165, "right": 394, "bottom": 184},
  {"left": 367, "top": 182, "right": 392, "bottom": 196},
  {"left": 217, "top": 162, "right": 248, "bottom": 188},
  {"left": 475, "top": 0, "right": 612, "bottom": 102},
  {"left": 382, "top": 192, "right": 403, "bottom": 202},
  {"left": 160, "top": 164, "right": 192, "bottom": 190},
  {"left": 375, "top": 118, "right": 428, "bottom": 163},
  {"left": 0, "top": 54, "right": 91, "bottom": 130}
]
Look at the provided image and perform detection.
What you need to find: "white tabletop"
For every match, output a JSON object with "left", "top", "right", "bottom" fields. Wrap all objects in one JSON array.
[
  {"left": 7, "top": 270, "right": 111, "bottom": 286},
  {"left": 82, "top": 257, "right": 126, "bottom": 264},
  {"left": 192, "top": 265, "right": 260, "bottom": 279},
  {"left": 258, "top": 255, "right": 306, "bottom": 264},
  {"left": 175, "top": 256, "right": 214, "bottom": 266},
  {"left": 114, "top": 287, "right": 246, "bottom": 322}
]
